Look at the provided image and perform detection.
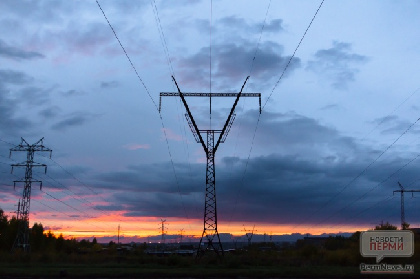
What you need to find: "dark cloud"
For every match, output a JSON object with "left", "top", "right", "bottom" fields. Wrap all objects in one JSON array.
[
  {"left": 192, "top": 16, "right": 284, "bottom": 40},
  {"left": 11, "top": 21, "right": 115, "bottom": 59},
  {"left": 112, "top": 0, "right": 152, "bottom": 12},
  {"left": 51, "top": 112, "right": 93, "bottom": 131},
  {"left": 88, "top": 110, "right": 414, "bottom": 227},
  {"left": 307, "top": 41, "right": 368, "bottom": 89},
  {"left": 119, "top": 191, "right": 201, "bottom": 218},
  {"left": 0, "top": 0, "right": 71, "bottom": 23},
  {"left": 0, "top": 70, "right": 48, "bottom": 136},
  {"left": 371, "top": 115, "right": 420, "bottom": 135},
  {"left": 218, "top": 17, "right": 284, "bottom": 34},
  {"left": 39, "top": 106, "right": 61, "bottom": 119},
  {"left": 177, "top": 41, "right": 300, "bottom": 90},
  {"left": 372, "top": 115, "right": 398, "bottom": 125},
  {"left": 44, "top": 226, "right": 63, "bottom": 231},
  {"left": 0, "top": 39, "right": 44, "bottom": 60},
  {"left": 319, "top": 104, "right": 339, "bottom": 111},
  {"left": 1, "top": 108, "right": 412, "bottom": 229},
  {"left": 0, "top": 1, "right": 154, "bottom": 59},
  {"left": 264, "top": 19, "right": 284, "bottom": 33},
  {"left": 100, "top": 81, "right": 119, "bottom": 89},
  {"left": 411, "top": 105, "right": 420, "bottom": 111},
  {"left": 96, "top": 162, "right": 203, "bottom": 195},
  {"left": 0, "top": 72, "right": 33, "bottom": 135},
  {"left": 235, "top": 110, "right": 363, "bottom": 158},
  {"left": 219, "top": 16, "right": 248, "bottom": 30},
  {"left": 0, "top": 1, "right": 111, "bottom": 58},
  {"left": 160, "top": 0, "right": 201, "bottom": 9},
  {"left": 62, "top": 89, "right": 85, "bottom": 97},
  {"left": 0, "top": 69, "right": 33, "bottom": 84},
  {"left": 94, "top": 205, "right": 124, "bottom": 211},
  {"left": 16, "top": 86, "right": 52, "bottom": 107}
]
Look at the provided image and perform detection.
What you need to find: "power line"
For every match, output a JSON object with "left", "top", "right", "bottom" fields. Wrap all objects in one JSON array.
[
  {"left": 6, "top": 163, "right": 99, "bottom": 225},
  {"left": 292, "top": 117, "right": 420, "bottom": 231},
  {"left": 227, "top": 0, "right": 324, "bottom": 226},
  {"left": 248, "top": 0, "right": 272, "bottom": 77},
  {"left": 226, "top": 0, "right": 272, "bottom": 226},
  {"left": 35, "top": 164, "right": 148, "bottom": 233},
  {"left": 0, "top": 138, "right": 14, "bottom": 146},
  {"left": 5, "top": 158, "right": 111, "bottom": 241},
  {"left": 39, "top": 190, "right": 113, "bottom": 232},
  {"left": 38, "top": 154, "right": 143, "bottom": 232},
  {"left": 36, "top": 172, "right": 124, "bottom": 223},
  {"left": 6, "top": 151, "right": 111, "bottom": 220},
  {"left": 263, "top": 0, "right": 324, "bottom": 110},
  {"left": 95, "top": 0, "right": 159, "bottom": 112},
  {"left": 307, "top": 149, "right": 420, "bottom": 231},
  {"left": 149, "top": 0, "right": 194, "bottom": 227},
  {"left": 7, "top": 151, "right": 146, "bottom": 234},
  {"left": 325, "top": 195, "right": 396, "bottom": 232},
  {"left": 31, "top": 198, "right": 99, "bottom": 226},
  {"left": 150, "top": 0, "right": 176, "bottom": 77},
  {"left": 360, "top": 87, "right": 420, "bottom": 142}
]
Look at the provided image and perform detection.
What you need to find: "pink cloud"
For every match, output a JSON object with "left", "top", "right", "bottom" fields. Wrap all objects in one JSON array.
[
  {"left": 161, "top": 128, "right": 183, "bottom": 141},
  {"left": 123, "top": 144, "right": 151, "bottom": 150}
]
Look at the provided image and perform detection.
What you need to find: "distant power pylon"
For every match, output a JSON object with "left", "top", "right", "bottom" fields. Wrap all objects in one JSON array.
[
  {"left": 160, "top": 76, "right": 260, "bottom": 257},
  {"left": 117, "top": 224, "right": 120, "bottom": 245},
  {"left": 393, "top": 182, "right": 420, "bottom": 230},
  {"left": 10, "top": 137, "right": 52, "bottom": 252},
  {"left": 160, "top": 219, "right": 167, "bottom": 244},
  {"left": 243, "top": 225, "right": 256, "bottom": 247},
  {"left": 178, "top": 228, "right": 184, "bottom": 243}
]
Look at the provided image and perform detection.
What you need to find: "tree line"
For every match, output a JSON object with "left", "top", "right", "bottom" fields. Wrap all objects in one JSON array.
[{"left": 0, "top": 208, "right": 102, "bottom": 253}]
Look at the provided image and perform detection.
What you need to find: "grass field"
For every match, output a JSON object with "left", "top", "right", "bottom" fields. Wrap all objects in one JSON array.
[{"left": 1, "top": 261, "right": 419, "bottom": 278}]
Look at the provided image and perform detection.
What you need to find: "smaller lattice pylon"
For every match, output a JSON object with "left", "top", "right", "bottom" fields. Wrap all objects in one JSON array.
[
  {"left": 243, "top": 225, "right": 256, "bottom": 247},
  {"left": 178, "top": 228, "right": 184, "bottom": 244},
  {"left": 10, "top": 137, "right": 52, "bottom": 253},
  {"left": 159, "top": 219, "right": 167, "bottom": 249}
]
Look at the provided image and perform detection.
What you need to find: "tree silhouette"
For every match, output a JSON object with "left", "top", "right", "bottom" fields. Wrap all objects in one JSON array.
[{"left": 374, "top": 221, "right": 397, "bottom": 230}]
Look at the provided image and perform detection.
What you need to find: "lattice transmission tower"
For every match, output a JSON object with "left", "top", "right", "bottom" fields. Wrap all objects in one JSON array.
[
  {"left": 393, "top": 182, "right": 420, "bottom": 230},
  {"left": 10, "top": 137, "right": 52, "bottom": 252},
  {"left": 160, "top": 76, "right": 260, "bottom": 257}
]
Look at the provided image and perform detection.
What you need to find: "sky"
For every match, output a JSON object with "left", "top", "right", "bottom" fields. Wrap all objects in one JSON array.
[{"left": 1, "top": 0, "right": 420, "bottom": 243}]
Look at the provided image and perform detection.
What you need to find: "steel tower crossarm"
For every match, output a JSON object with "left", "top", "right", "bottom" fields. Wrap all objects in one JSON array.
[
  {"left": 171, "top": 76, "right": 208, "bottom": 153},
  {"left": 214, "top": 76, "right": 249, "bottom": 153}
]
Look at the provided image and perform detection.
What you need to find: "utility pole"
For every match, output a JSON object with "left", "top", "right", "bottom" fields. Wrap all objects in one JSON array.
[
  {"left": 393, "top": 182, "right": 420, "bottom": 230},
  {"left": 243, "top": 225, "right": 256, "bottom": 247},
  {"left": 10, "top": 137, "right": 52, "bottom": 252},
  {"left": 160, "top": 76, "right": 260, "bottom": 257}
]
